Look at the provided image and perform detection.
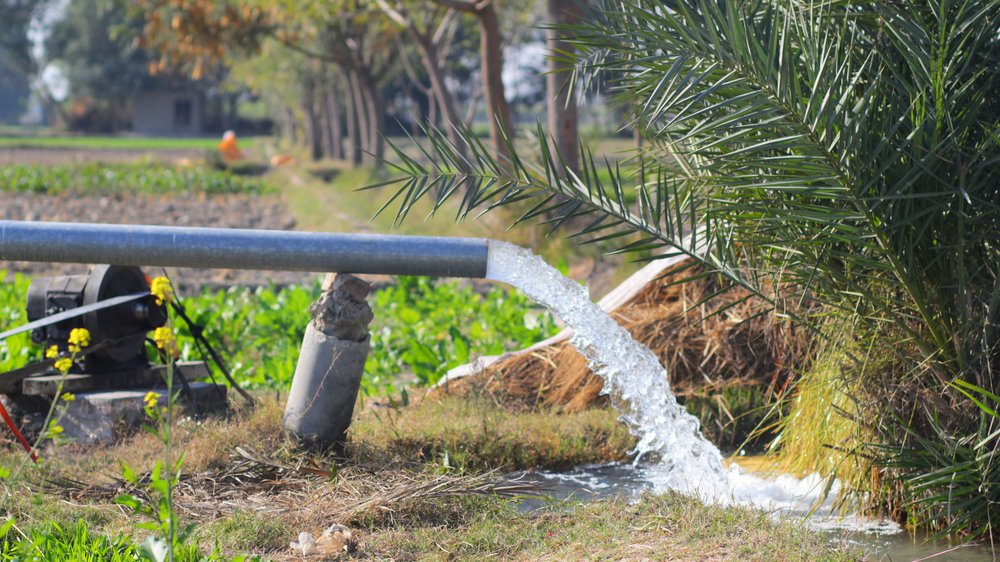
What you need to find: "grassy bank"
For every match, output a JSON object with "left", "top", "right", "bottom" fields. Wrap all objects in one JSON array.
[
  {"left": 360, "top": 493, "right": 857, "bottom": 561},
  {"left": 0, "top": 396, "right": 856, "bottom": 560}
]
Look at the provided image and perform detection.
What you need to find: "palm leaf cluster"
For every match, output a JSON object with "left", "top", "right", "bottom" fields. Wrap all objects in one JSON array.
[{"left": 377, "top": 0, "right": 1000, "bottom": 536}]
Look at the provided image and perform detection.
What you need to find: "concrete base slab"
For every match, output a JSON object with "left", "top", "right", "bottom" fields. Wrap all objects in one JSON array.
[{"left": 60, "top": 382, "right": 227, "bottom": 444}]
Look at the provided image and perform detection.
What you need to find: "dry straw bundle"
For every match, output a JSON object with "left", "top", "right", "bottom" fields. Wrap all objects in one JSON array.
[{"left": 438, "top": 260, "right": 809, "bottom": 440}]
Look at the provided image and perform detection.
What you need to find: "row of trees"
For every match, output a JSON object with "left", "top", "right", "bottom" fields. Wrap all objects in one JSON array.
[
  {"left": 1, "top": 0, "right": 597, "bottom": 168},
  {"left": 133, "top": 0, "right": 590, "bottom": 169}
]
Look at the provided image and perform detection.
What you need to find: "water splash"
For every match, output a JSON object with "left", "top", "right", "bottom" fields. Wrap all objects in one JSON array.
[
  {"left": 486, "top": 240, "right": 727, "bottom": 494},
  {"left": 486, "top": 241, "right": 899, "bottom": 529}
]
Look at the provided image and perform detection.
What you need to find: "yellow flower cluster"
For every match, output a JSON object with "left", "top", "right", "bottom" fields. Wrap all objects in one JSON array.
[
  {"left": 54, "top": 357, "right": 73, "bottom": 374},
  {"left": 144, "top": 391, "right": 159, "bottom": 410},
  {"left": 68, "top": 328, "right": 91, "bottom": 353},
  {"left": 150, "top": 276, "right": 174, "bottom": 306},
  {"left": 153, "top": 326, "right": 178, "bottom": 355},
  {"left": 45, "top": 345, "right": 59, "bottom": 359}
]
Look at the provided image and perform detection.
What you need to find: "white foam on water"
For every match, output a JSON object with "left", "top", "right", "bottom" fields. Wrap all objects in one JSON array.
[{"left": 486, "top": 241, "right": 899, "bottom": 534}]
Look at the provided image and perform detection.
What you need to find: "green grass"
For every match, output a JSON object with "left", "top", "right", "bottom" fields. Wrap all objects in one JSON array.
[
  {"left": 0, "top": 395, "right": 857, "bottom": 561},
  {"left": 0, "top": 163, "right": 271, "bottom": 196},
  {"left": 361, "top": 492, "right": 858, "bottom": 561},
  {"left": 0, "top": 519, "right": 260, "bottom": 561},
  {"left": 0, "top": 135, "right": 242, "bottom": 151},
  {"left": 351, "top": 395, "right": 636, "bottom": 471}
]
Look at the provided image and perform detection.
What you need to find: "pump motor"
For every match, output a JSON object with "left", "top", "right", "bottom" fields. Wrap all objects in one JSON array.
[{"left": 25, "top": 265, "right": 167, "bottom": 373}]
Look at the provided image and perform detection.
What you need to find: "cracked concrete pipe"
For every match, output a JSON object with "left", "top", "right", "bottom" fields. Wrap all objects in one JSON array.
[{"left": 283, "top": 274, "right": 374, "bottom": 448}]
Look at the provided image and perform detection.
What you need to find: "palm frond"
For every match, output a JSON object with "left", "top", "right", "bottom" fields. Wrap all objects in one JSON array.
[{"left": 373, "top": 0, "right": 1000, "bottom": 534}]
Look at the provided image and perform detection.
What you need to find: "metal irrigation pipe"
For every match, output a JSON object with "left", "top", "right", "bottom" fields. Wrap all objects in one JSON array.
[{"left": 0, "top": 220, "right": 489, "bottom": 278}]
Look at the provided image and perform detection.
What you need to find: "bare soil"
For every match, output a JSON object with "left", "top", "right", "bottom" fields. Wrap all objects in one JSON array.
[
  {"left": 0, "top": 191, "right": 316, "bottom": 293},
  {"left": 0, "top": 147, "right": 202, "bottom": 165}
]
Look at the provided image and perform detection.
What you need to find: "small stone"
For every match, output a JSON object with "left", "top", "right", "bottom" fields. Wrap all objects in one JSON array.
[
  {"left": 317, "top": 524, "right": 355, "bottom": 554},
  {"left": 289, "top": 531, "right": 317, "bottom": 555}
]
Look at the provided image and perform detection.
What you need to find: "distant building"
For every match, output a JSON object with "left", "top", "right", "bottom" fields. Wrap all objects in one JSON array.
[
  {"left": 0, "top": 68, "right": 30, "bottom": 124},
  {"left": 132, "top": 89, "right": 206, "bottom": 136}
]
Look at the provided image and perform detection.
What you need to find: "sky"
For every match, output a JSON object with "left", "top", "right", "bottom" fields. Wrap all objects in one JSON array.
[{"left": 28, "top": 0, "right": 69, "bottom": 101}]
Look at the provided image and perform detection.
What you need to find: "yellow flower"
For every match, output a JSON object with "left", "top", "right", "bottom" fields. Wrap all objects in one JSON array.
[
  {"left": 153, "top": 326, "right": 177, "bottom": 355},
  {"left": 144, "top": 391, "right": 159, "bottom": 409},
  {"left": 68, "top": 328, "right": 91, "bottom": 350},
  {"left": 47, "top": 423, "right": 63, "bottom": 435},
  {"left": 150, "top": 276, "right": 174, "bottom": 306},
  {"left": 61, "top": 392, "right": 75, "bottom": 402},
  {"left": 54, "top": 357, "right": 73, "bottom": 374},
  {"left": 45, "top": 345, "right": 59, "bottom": 359}
]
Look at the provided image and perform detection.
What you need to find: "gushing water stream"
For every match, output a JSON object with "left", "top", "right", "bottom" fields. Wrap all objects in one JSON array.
[
  {"left": 486, "top": 240, "right": 728, "bottom": 494},
  {"left": 485, "top": 241, "right": 898, "bottom": 531}
]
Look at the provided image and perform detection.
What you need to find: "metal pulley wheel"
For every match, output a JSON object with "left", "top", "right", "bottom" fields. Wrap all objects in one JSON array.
[{"left": 81, "top": 265, "right": 167, "bottom": 365}]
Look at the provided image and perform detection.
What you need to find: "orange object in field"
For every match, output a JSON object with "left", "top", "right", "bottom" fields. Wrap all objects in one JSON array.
[
  {"left": 218, "top": 130, "right": 243, "bottom": 161},
  {"left": 270, "top": 154, "right": 294, "bottom": 167}
]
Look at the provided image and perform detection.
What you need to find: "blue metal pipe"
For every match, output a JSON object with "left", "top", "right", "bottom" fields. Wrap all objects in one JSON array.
[{"left": 0, "top": 221, "right": 489, "bottom": 278}]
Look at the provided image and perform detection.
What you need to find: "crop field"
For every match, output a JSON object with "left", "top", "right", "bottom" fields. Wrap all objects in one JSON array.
[
  {"left": 0, "top": 163, "right": 270, "bottom": 196},
  {"left": 0, "top": 136, "right": 237, "bottom": 151}
]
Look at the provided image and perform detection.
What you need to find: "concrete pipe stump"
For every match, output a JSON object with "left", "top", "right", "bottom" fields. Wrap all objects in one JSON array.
[{"left": 283, "top": 274, "right": 373, "bottom": 448}]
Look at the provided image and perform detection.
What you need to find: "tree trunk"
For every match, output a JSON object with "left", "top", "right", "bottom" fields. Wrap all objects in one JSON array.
[
  {"left": 326, "top": 83, "right": 344, "bottom": 160},
  {"left": 285, "top": 106, "right": 299, "bottom": 144},
  {"left": 476, "top": 2, "right": 514, "bottom": 164},
  {"left": 302, "top": 81, "right": 323, "bottom": 161},
  {"left": 414, "top": 34, "right": 468, "bottom": 160},
  {"left": 227, "top": 94, "right": 239, "bottom": 133},
  {"left": 319, "top": 85, "right": 335, "bottom": 159},
  {"left": 427, "top": 88, "right": 438, "bottom": 128},
  {"left": 347, "top": 70, "right": 367, "bottom": 166},
  {"left": 546, "top": 0, "right": 580, "bottom": 174},
  {"left": 358, "top": 69, "right": 385, "bottom": 168}
]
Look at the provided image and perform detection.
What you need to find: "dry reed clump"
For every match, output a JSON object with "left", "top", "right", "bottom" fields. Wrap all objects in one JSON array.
[{"left": 443, "top": 261, "right": 807, "bottom": 410}]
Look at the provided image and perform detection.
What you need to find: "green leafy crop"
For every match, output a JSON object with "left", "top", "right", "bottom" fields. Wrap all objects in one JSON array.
[
  {"left": 0, "top": 163, "right": 270, "bottom": 196},
  {"left": 0, "top": 275, "right": 556, "bottom": 396}
]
